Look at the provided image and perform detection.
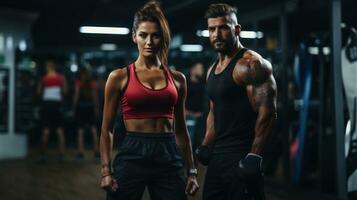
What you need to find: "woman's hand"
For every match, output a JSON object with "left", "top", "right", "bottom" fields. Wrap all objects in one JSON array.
[
  {"left": 185, "top": 175, "right": 199, "bottom": 196},
  {"left": 100, "top": 175, "right": 119, "bottom": 192}
]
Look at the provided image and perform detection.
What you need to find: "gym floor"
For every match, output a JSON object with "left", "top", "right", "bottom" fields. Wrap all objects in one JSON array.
[{"left": 0, "top": 150, "right": 332, "bottom": 200}]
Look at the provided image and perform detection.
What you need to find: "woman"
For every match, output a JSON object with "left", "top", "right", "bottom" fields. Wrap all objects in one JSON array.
[
  {"left": 73, "top": 67, "right": 100, "bottom": 161},
  {"left": 99, "top": 1, "right": 199, "bottom": 200}
]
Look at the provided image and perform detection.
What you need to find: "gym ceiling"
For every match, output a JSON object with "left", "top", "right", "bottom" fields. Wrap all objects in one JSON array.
[{"left": 0, "top": 0, "right": 356, "bottom": 49}]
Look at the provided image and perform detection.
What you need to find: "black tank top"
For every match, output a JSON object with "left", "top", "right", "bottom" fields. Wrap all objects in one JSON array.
[{"left": 206, "top": 48, "right": 257, "bottom": 154}]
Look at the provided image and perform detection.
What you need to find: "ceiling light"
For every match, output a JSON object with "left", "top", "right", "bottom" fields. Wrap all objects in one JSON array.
[
  {"left": 19, "top": 40, "right": 27, "bottom": 51},
  {"left": 79, "top": 26, "right": 130, "bottom": 35},
  {"left": 197, "top": 30, "right": 264, "bottom": 39},
  {"left": 180, "top": 44, "right": 203, "bottom": 52},
  {"left": 101, "top": 43, "right": 117, "bottom": 51},
  {"left": 240, "top": 31, "right": 257, "bottom": 39},
  {"left": 196, "top": 30, "right": 209, "bottom": 37}
]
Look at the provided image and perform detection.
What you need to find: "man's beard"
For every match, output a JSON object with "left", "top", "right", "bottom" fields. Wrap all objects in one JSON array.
[{"left": 211, "top": 37, "right": 236, "bottom": 53}]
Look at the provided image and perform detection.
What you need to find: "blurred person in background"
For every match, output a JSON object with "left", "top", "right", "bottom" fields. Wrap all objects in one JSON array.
[
  {"left": 37, "top": 59, "right": 67, "bottom": 161},
  {"left": 186, "top": 62, "right": 205, "bottom": 152},
  {"left": 73, "top": 67, "right": 100, "bottom": 161},
  {"left": 99, "top": 1, "right": 199, "bottom": 200}
]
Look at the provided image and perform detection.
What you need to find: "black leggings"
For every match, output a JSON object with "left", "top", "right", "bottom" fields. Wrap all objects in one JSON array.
[
  {"left": 107, "top": 132, "right": 187, "bottom": 200},
  {"left": 203, "top": 152, "right": 266, "bottom": 200}
]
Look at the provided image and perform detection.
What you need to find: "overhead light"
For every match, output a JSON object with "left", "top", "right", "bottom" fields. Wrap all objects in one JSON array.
[
  {"left": 79, "top": 26, "right": 130, "bottom": 35},
  {"left": 256, "top": 31, "right": 264, "bottom": 39},
  {"left": 322, "top": 47, "right": 330, "bottom": 55},
  {"left": 19, "top": 40, "right": 27, "bottom": 51},
  {"left": 308, "top": 46, "right": 330, "bottom": 55},
  {"left": 180, "top": 44, "right": 203, "bottom": 52},
  {"left": 196, "top": 30, "right": 209, "bottom": 37},
  {"left": 240, "top": 31, "right": 256, "bottom": 38},
  {"left": 70, "top": 64, "right": 78, "bottom": 72},
  {"left": 197, "top": 30, "right": 264, "bottom": 39},
  {"left": 240, "top": 31, "right": 264, "bottom": 39},
  {"left": 6, "top": 36, "right": 13, "bottom": 49},
  {"left": 308, "top": 47, "right": 319, "bottom": 55},
  {"left": 101, "top": 43, "right": 117, "bottom": 51}
]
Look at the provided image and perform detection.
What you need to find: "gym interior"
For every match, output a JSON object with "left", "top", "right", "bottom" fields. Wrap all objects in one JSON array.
[{"left": 0, "top": 0, "right": 356, "bottom": 199}]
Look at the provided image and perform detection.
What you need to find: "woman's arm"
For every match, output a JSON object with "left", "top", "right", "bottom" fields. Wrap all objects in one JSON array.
[
  {"left": 171, "top": 70, "right": 199, "bottom": 195},
  {"left": 172, "top": 71, "right": 194, "bottom": 170}
]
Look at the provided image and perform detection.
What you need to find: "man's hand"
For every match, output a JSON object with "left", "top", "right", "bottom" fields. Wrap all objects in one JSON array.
[{"left": 238, "top": 153, "right": 263, "bottom": 180}]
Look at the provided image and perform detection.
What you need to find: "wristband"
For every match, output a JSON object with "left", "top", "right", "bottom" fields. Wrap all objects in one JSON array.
[{"left": 188, "top": 168, "right": 198, "bottom": 177}]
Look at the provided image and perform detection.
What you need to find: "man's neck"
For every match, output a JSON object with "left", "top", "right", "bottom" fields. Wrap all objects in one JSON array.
[{"left": 217, "top": 42, "right": 244, "bottom": 64}]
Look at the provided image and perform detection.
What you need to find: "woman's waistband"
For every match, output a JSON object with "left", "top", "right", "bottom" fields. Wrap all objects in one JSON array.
[{"left": 125, "top": 131, "right": 175, "bottom": 142}]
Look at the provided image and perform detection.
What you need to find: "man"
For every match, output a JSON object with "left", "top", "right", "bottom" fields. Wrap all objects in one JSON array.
[{"left": 195, "top": 3, "right": 277, "bottom": 200}]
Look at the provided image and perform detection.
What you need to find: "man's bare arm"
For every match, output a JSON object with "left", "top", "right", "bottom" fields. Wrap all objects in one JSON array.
[
  {"left": 235, "top": 51, "right": 277, "bottom": 155},
  {"left": 250, "top": 76, "right": 277, "bottom": 155}
]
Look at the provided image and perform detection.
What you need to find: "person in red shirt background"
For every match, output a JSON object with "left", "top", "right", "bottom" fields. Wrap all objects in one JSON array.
[
  {"left": 37, "top": 59, "right": 67, "bottom": 161},
  {"left": 73, "top": 67, "right": 100, "bottom": 161}
]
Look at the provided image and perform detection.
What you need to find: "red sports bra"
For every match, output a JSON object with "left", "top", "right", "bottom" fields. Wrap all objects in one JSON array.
[{"left": 120, "top": 63, "right": 178, "bottom": 120}]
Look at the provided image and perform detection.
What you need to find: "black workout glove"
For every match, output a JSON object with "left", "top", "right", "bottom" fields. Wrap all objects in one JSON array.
[
  {"left": 195, "top": 145, "right": 212, "bottom": 166},
  {"left": 238, "top": 153, "right": 263, "bottom": 180}
]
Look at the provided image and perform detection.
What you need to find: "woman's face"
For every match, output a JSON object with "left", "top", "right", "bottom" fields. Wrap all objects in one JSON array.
[{"left": 133, "top": 21, "right": 162, "bottom": 58}]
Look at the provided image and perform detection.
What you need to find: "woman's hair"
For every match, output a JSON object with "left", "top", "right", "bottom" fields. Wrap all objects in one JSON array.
[{"left": 132, "top": 0, "right": 171, "bottom": 65}]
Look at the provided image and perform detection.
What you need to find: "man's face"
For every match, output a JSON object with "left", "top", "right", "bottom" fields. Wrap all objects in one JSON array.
[{"left": 207, "top": 15, "right": 240, "bottom": 53}]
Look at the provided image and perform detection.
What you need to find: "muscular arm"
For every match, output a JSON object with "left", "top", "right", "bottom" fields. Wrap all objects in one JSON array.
[
  {"left": 235, "top": 51, "right": 277, "bottom": 155},
  {"left": 172, "top": 71, "right": 195, "bottom": 170},
  {"left": 100, "top": 70, "right": 125, "bottom": 176},
  {"left": 250, "top": 77, "right": 277, "bottom": 155}
]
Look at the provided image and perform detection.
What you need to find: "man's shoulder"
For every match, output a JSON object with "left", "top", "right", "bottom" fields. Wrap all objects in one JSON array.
[
  {"left": 236, "top": 49, "right": 264, "bottom": 65},
  {"left": 234, "top": 49, "right": 272, "bottom": 85}
]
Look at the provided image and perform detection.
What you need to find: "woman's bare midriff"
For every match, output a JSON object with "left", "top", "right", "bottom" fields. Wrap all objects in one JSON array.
[{"left": 124, "top": 118, "right": 174, "bottom": 133}]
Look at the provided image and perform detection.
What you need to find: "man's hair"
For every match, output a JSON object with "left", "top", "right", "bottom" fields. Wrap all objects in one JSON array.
[{"left": 205, "top": 3, "right": 238, "bottom": 23}]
